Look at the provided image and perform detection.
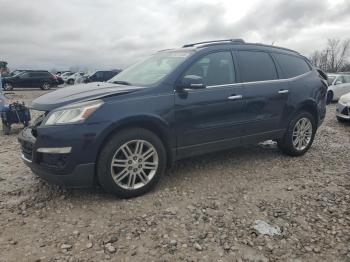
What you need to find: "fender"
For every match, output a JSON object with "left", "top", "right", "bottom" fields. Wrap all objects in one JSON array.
[{"left": 95, "top": 114, "right": 175, "bottom": 164}]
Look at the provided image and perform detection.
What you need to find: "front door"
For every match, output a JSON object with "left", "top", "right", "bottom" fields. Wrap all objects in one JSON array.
[
  {"left": 175, "top": 51, "right": 246, "bottom": 156},
  {"left": 16, "top": 72, "right": 33, "bottom": 87}
]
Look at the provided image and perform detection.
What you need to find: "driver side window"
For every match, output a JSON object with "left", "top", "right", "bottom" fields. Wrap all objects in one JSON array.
[{"left": 183, "top": 52, "right": 236, "bottom": 86}]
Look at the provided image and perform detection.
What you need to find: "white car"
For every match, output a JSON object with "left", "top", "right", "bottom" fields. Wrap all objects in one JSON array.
[
  {"left": 65, "top": 72, "right": 85, "bottom": 85},
  {"left": 60, "top": 72, "right": 74, "bottom": 83},
  {"left": 327, "top": 73, "right": 350, "bottom": 103},
  {"left": 336, "top": 92, "right": 350, "bottom": 122}
]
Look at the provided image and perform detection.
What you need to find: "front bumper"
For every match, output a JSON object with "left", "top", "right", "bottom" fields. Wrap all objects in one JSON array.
[
  {"left": 18, "top": 126, "right": 96, "bottom": 188},
  {"left": 336, "top": 102, "right": 350, "bottom": 120}
]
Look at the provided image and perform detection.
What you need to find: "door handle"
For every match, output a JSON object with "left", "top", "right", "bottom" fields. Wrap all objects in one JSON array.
[
  {"left": 228, "top": 95, "right": 243, "bottom": 100},
  {"left": 278, "top": 90, "right": 289, "bottom": 94}
]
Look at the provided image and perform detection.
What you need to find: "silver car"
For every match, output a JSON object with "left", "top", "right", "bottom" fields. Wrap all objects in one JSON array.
[
  {"left": 336, "top": 92, "right": 350, "bottom": 122},
  {"left": 327, "top": 73, "right": 350, "bottom": 103}
]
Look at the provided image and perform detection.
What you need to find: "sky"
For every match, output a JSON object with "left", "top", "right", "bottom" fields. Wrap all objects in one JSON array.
[{"left": 0, "top": 0, "right": 349, "bottom": 71}]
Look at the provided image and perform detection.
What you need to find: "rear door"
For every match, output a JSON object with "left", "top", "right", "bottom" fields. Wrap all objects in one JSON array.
[
  {"left": 235, "top": 50, "right": 289, "bottom": 135},
  {"left": 30, "top": 72, "right": 45, "bottom": 87},
  {"left": 175, "top": 51, "right": 246, "bottom": 152}
]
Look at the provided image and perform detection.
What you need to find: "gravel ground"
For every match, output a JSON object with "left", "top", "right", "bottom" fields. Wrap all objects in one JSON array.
[{"left": 0, "top": 89, "right": 349, "bottom": 262}]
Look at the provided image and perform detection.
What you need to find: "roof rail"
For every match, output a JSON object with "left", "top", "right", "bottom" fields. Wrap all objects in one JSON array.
[{"left": 183, "top": 39, "right": 245, "bottom": 48}]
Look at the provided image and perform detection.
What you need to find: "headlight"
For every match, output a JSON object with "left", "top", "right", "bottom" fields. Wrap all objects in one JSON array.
[
  {"left": 339, "top": 97, "right": 349, "bottom": 105},
  {"left": 43, "top": 100, "right": 103, "bottom": 126}
]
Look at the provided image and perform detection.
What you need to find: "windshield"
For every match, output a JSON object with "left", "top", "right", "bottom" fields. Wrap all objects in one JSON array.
[
  {"left": 108, "top": 50, "right": 193, "bottom": 86},
  {"left": 327, "top": 75, "right": 336, "bottom": 85},
  {"left": 9, "top": 70, "right": 23, "bottom": 77}
]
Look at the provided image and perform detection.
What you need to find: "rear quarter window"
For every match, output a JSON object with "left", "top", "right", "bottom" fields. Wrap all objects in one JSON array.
[
  {"left": 236, "top": 51, "right": 278, "bottom": 82},
  {"left": 274, "top": 53, "right": 311, "bottom": 78}
]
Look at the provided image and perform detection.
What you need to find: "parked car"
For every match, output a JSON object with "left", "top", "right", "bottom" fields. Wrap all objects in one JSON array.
[
  {"left": 336, "top": 92, "right": 350, "bottom": 122},
  {"left": 74, "top": 72, "right": 91, "bottom": 85},
  {"left": 2, "top": 70, "right": 58, "bottom": 90},
  {"left": 60, "top": 72, "right": 74, "bottom": 83},
  {"left": 66, "top": 72, "right": 85, "bottom": 85},
  {"left": 18, "top": 39, "right": 327, "bottom": 198},
  {"left": 326, "top": 73, "right": 350, "bottom": 103},
  {"left": 83, "top": 70, "right": 121, "bottom": 83},
  {"left": 56, "top": 71, "right": 71, "bottom": 77}
]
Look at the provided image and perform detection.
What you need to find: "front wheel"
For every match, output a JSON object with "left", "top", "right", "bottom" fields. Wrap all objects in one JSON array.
[
  {"left": 326, "top": 91, "right": 334, "bottom": 104},
  {"left": 278, "top": 111, "right": 316, "bottom": 156},
  {"left": 97, "top": 128, "right": 166, "bottom": 198}
]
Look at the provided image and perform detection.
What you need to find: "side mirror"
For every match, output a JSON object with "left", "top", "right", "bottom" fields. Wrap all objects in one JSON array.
[
  {"left": 335, "top": 80, "right": 343, "bottom": 85},
  {"left": 179, "top": 75, "right": 205, "bottom": 90}
]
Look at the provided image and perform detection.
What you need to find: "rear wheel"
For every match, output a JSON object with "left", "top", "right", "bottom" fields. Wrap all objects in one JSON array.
[
  {"left": 278, "top": 111, "right": 316, "bottom": 156},
  {"left": 41, "top": 82, "right": 51, "bottom": 90},
  {"left": 3, "top": 83, "right": 13, "bottom": 91},
  {"left": 97, "top": 128, "right": 166, "bottom": 198},
  {"left": 326, "top": 91, "right": 334, "bottom": 104}
]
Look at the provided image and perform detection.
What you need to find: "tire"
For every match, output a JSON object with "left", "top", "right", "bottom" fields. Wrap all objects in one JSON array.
[
  {"left": 3, "top": 123, "right": 10, "bottom": 135},
  {"left": 326, "top": 91, "right": 333, "bottom": 104},
  {"left": 41, "top": 82, "right": 51, "bottom": 90},
  {"left": 97, "top": 128, "right": 166, "bottom": 198},
  {"left": 277, "top": 111, "right": 316, "bottom": 156},
  {"left": 67, "top": 79, "right": 74, "bottom": 85},
  {"left": 3, "top": 82, "right": 13, "bottom": 91}
]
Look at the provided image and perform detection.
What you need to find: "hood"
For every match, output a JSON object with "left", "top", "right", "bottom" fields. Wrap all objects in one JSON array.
[
  {"left": 32, "top": 82, "right": 145, "bottom": 111},
  {"left": 340, "top": 92, "right": 350, "bottom": 102}
]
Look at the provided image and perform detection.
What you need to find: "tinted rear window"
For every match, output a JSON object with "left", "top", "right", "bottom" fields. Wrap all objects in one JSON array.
[
  {"left": 274, "top": 53, "right": 310, "bottom": 78},
  {"left": 237, "top": 51, "right": 278, "bottom": 82}
]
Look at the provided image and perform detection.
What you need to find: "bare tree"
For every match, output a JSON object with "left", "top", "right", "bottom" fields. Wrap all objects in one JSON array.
[{"left": 309, "top": 38, "right": 350, "bottom": 72}]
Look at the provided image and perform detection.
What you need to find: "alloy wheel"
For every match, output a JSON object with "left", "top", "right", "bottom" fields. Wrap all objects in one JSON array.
[
  {"left": 292, "top": 117, "right": 313, "bottom": 151},
  {"left": 42, "top": 83, "right": 50, "bottom": 90},
  {"left": 110, "top": 140, "right": 159, "bottom": 190}
]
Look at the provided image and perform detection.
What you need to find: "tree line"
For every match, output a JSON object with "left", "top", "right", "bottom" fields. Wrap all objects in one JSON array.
[{"left": 310, "top": 38, "right": 350, "bottom": 73}]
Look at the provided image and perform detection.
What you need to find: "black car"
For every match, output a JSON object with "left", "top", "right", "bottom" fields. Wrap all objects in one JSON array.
[
  {"left": 2, "top": 70, "right": 58, "bottom": 90},
  {"left": 18, "top": 39, "right": 327, "bottom": 198},
  {"left": 84, "top": 70, "right": 122, "bottom": 83}
]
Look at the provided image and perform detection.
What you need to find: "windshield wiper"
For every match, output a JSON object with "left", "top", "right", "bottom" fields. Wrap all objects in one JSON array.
[{"left": 112, "top": 80, "right": 131, "bottom": 86}]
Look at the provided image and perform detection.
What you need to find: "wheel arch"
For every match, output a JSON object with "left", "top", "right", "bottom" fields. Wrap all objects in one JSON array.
[
  {"left": 294, "top": 100, "right": 319, "bottom": 127},
  {"left": 95, "top": 115, "right": 175, "bottom": 171}
]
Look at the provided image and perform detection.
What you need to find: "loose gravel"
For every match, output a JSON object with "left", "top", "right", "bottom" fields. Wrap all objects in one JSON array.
[{"left": 0, "top": 89, "right": 349, "bottom": 262}]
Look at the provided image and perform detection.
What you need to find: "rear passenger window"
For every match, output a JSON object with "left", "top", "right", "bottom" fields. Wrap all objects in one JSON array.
[
  {"left": 274, "top": 53, "right": 310, "bottom": 78},
  {"left": 237, "top": 51, "right": 278, "bottom": 82}
]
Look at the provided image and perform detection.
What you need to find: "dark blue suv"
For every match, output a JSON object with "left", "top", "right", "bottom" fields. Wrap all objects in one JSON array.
[{"left": 18, "top": 39, "right": 327, "bottom": 198}]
